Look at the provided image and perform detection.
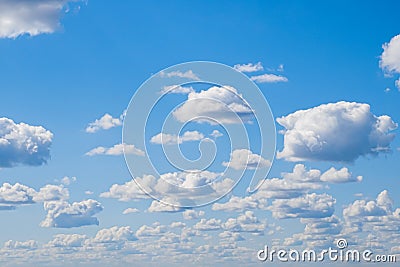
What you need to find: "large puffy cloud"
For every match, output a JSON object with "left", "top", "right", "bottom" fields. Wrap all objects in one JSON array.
[
  {"left": 277, "top": 101, "right": 397, "bottom": 162},
  {"left": 40, "top": 199, "right": 103, "bottom": 228},
  {"left": 101, "top": 171, "right": 234, "bottom": 208},
  {"left": 85, "top": 143, "right": 145, "bottom": 156},
  {"left": 222, "top": 149, "right": 271, "bottom": 170},
  {"left": 172, "top": 85, "right": 254, "bottom": 124},
  {"left": 0, "top": 117, "right": 53, "bottom": 167},
  {"left": 0, "top": 0, "right": 84, "bottom": 39},
  {"left": 268, "top": 193, "right": 336, "bottom": 219},
  {"left": 92, "top": 226, "right": 137, "bottom": 243},
  {"left": 380, "top": 34, "right": 400, "bottom": 90},
  {"left": 0, "top": 182, "right": 68, "bottom": 210},
  {"left": 380, "top": 34, "right": 400, "bottom": 74}
]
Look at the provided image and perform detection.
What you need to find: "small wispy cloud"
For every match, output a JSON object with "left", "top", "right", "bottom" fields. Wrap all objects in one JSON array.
[
  {"left": 250, "top": 73, "right": 288, "bottom": 83},
  {"left": 233, "top": 62, "right": 263, "bottom": 73},
  {"left": 85, "top": 143, "right": 145, "bottom": 156}
]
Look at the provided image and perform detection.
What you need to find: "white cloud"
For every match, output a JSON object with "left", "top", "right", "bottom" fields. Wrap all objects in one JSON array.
[
  {"left": 122, "top": 208, "right": 139, "bottom": 214},
  {"left": 92, "top": 226, "right": 137, "bottom": 243},
  {"left": 136, "top": 224, "right": 166, "bottom": 238},
  {"left": 85, "top": 113, "right": 123, "bottom": 133},
  {"left": 250, "top": 73, "right": 288, "bottom": 83},
  {"left": 47, "top": 234, "right": 87, "bottom": 248},
  {"left": 277, "top": 101, "right": 398, "bottom": 162},
  {"left": 343, "top": 190, "right": 392, "bottom": 218},
  {"left": 33, "top": 184, "right": 69, "bottom": 202},
  {"left": 223, "top": 211, "right": 265, "bottom": 234},
  {"left": 0, "top": 117, "right": 53, "bottom": 167},
  {"left": 0, "top": 0, "right": 84, "bottom": 39},
  {"left": 222, "top": 149, "right": 271, "bottom": 170},
  {"left": 172, "top": 85, "right": 254, "bottom": 125},
  {"left": 268, "top": 193, "right": 336, "bottom": 219},
  {"left": 159, "top": 70, "right": 200, "bottom": 80},
  {"left": 210, "top": 130, "right": 223, "bottom": 138},
  {"left": 4, "top": 240, "right": 37, "bottom": 250},
  {"left": 212, "top": 196, "right": 259, "bottom": 212},
  {"left": 85, "top": 143, "right": 144, "bottom": 156},
  {"left": 233, "top": 62, "right": 263, "bottom": 73},
  {"left": 147, "top": 199, "right": 184, "bottom": 213},
  {"left": 100, "top": 176, "right": 154, "bottom": 201},
  {"left": 0, "top": 182, "right": 68, "bottom": 210},
  {"left": 161, "top": 85, "right": 195, "bottom": 94},
  {"left": 60, "top": 176, "right": 76, "bottom": 186},
  {"left": 380, "top": 34, "right": 400, "bottom": 74},
  {"left": 182, "top": 209, "right": 205, "bottom": 220},
  {"left": 150, "top": 131, "right": 204, "bottom": 145},
  {"left": 194, "top": 218, "right": 222, "bottom": 231},
  {"left": 320, "top": 167, "right": 362, "bottom": 183},
  {"left": 40, "top": 199, "right": 103, "bottom": 228},
  {"left": 396, "top": 78, "right": 400, "bottom": 90}
]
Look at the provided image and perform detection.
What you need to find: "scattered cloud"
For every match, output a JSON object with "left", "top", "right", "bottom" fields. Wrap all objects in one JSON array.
[
  {"left": 122, "top": 208, "right": 140, "bottom": 214},
  {"left": 173, "top": 85, "right": 254, "bottom": 125},
  {"left": 210, "top": 130, "right": 223, "bottom": 138},
  {"left": 159, "top": 70, "right": 200, "bottom": 80},
  {"left": 40, "top": 199, "right": 103, "bottom": 228},
  {"left": 47, "top": 234, "right": 87, "bottom": 248},
  {"left": 0, "top": 117, "right": 53, "bottom": 167},
  {"left": 60, "top": 176, "right": 77, "bottom": 186},
  {"left": 0, "top": 0, "right": 84, "bottom": 39},
  {"left": 85, "top": 143, "right": 144, "bottom": 156},
  {"left": 268, "top": 193, "right": 336, "bottom": 219},
  {"left": 182, "top": 209, "right": 205, "bottom": 220},
  {"left": 223, "top": 211, "right": 265, "bottom": 234},
  {"left": 194, "top": 218, "right": 222, "bottom": 231},
  {"left": 212, "top": 196, "right": 259, "bottom": 212},
  {"left": 250, "top": 73, "right": 288, "bottom": 83},
  {"left": 150, "top": 131, "right": 204, "bottom": 145},
  {"left": 320, "top": 167, "right": 362, "bottom": 183},
  {"left": 160, "top": 85, "right": 195, "bottom": 94},
  {"left": 277, "top": 101, "right": 398, "bottom": 162},
  {"left": 4, "top": 240, "right": 37, "bottom": 250},
  {"left": 233, "top": 62, "right": 263, "bottom": 73},
  {"left": 222, "top": 149, "right": 271, "bottom": 170},
  {"left": 147, "top": 199, "right": 185, "bottom": 213},
  {"left": 85, "top": 113, "right": 124, "bottom": 133}
]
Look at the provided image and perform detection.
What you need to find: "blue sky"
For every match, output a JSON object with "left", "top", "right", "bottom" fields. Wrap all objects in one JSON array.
[{"left": 0, "top": 1, "right": 399, "bottom": 266}]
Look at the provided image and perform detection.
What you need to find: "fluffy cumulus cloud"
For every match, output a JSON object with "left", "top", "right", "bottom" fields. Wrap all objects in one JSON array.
[
  {"left": 40, "top": 199, "right": 103, "bottom": 228},
  {"left": 380, "top": 34, "right": 400, "bottom": 90},
  {"left": 122, "top": 208, "right": 139, "bottom": 214},
  {"left": 172, "top": 85, "right": 254, "bottom": 124},
  {"left": 222, "top": 149, "right": 271, "bottom": 170},
  {"left": 0, "top": 0, "right": 84, "bottom": 39},
  {"left": 150, "top": 131, "right": 204, "bottom": 145},
  {"left": 85, "top": 143, "right": 145, "bottom": 156},
  {"left": 277, "top": 101, "right": 397, "bottom": 162},
  {"left": 182, "top": 209, "right": 205, "bottom": 220},
  {"left": 92, "top": 226, "right": 137, "bottom": 243},
  {"left": 85, "top": 112, "right": 124, "bottom": 133},
  {"left": 0, "top": 182, "right": 68, "bottom": 210},
  {"left": 211, "top": 164, "right": 361, "bottom": 212},
  {"left": 47, "top": 234, "right": 87, "bottom": 248},
  {"left": 380, "top": 34, "right": 400, "bottom": 74},
  {"left": 0, "top": 117, "right": 53, "bottom": 167},
  {"left": 101, "top": 171, "right": 234, "bottom": 208},
  {"left": 233, "top": 62, "right": 264, "bottom": 73},
  {"left": 250, "top": 73, "right": 288, "bottom": 83},
  {"left": 223, "top": 211, "right": 265, "bottom": 234},
  {"left": 268, "top": 193, "right": 336, "bottom": 219}
]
